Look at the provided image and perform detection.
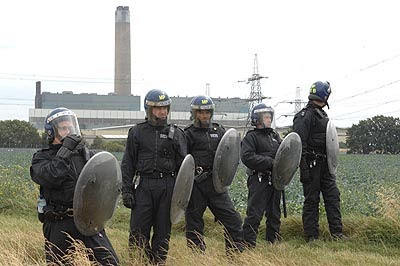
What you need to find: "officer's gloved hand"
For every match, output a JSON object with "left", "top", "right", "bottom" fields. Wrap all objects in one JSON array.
[
  {"left": 300, "top": 168, "right": 311, "bottom": 184},
  {"left": 122, "top": 192, "right": 135, "bottom": 209},
  {"left": 56, "top": 134, "right": 82, "bottom": 159},
  {"left": 265, "top": 157, "right": 275, "bottom": 169}
]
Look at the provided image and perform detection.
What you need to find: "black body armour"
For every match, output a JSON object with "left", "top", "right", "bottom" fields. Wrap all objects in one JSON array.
[
  {"left": 307, "top": 108, "right": 329, "bottom": 153},
  {"left": 132, "top": 122, "right": 181, "bottom": 175},
  {"left": 184, "top": 123, "right": 224, "bottom": 171}
]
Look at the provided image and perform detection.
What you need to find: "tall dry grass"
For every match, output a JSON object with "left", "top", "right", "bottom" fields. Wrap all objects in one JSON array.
[{"left": 2, "top": 213, "right": 400, "bottom": 266}]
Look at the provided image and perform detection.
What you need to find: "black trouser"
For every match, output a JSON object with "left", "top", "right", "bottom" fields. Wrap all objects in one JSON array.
[
  {"left": 43, "top": 217, "right": 118, "bottom": 265},
  {"left": 302, "top": 158, "right": 343, "bottom": 238},
  {"left": 129, "top": 175, "right": 175, "bottom": 264},
  {"left": 243, "top": 174, "right": 281, "bottom": 247},
  {"left": 185, "top": 175, "right": 244, "bottom": 252}
]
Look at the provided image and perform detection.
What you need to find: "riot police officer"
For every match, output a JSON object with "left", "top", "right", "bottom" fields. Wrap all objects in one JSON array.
[
  {"left": 184, "top": 95, "right": 244, "bottom": 254},
  {"left": 30, "top": 107, "right": 119, "bottom": 265},
  {"left": 121, "top": 89, "right": 187, "bottom": 265},
  {"left": 241, "top": 103, "right": 282, "bottom": 247},
  {"left": 293, "top": 81, "right": 346, "bottom": 242}
]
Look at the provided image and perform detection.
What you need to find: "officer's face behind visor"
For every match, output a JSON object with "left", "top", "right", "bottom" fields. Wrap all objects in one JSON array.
[
  {"left": 151, "top": 106, "right": 169, "bottom": 120},
  {"left": 148, "top": 105, "right": 170, "bottom": 126},
  {"left": 195, "top": 109, "right": 212, "bottom": 127},
  {"left": 53, "top": 116, "right": 81, "bottom": 142},
  {"left": 256, "top": 112, "right": 273, "bottom": 129}
]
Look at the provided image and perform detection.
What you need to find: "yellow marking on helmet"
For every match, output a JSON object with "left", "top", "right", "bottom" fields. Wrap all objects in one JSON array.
[
  {"left": 159, "top": 94, "right": 166, "bottom": 100},
  {"left": 310, "top": 85, "right": 317, "bottom": 94},
  {"left": 201, "top": 99, "right": 208, "bottom": 104}
]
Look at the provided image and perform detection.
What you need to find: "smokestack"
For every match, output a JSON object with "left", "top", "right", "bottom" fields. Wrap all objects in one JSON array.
[
  {"left": 114, "top": 6, "right": 131, "bottom": 96},
  {"left": 35, "top": 81, "right": 42, "bottom": 108}
]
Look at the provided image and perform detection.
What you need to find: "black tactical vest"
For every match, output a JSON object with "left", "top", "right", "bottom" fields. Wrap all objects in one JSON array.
[
  {"left": 136, "top": 123, "right": 178, "bottom": 175},
  {"left": 185, "top": 124, "right": 224, "bottom": 170},
  {"left": 308, "top": 107, "right": 329, "bottom": 152}
]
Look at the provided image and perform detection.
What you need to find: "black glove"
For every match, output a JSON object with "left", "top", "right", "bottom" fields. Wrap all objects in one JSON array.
[
  {"left": 56, "top": 134, "right": 82, "bottom": 158},
  {"left": 62, "top": 134, "right": 82, "bottom": 150},
  {"left": 122, "top": 192, "right": 135, "bottom": 209}
]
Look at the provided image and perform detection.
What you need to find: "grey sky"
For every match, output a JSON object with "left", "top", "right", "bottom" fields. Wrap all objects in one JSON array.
[{"left": 1, "top": 0, "right": 400, "bottom": 128}]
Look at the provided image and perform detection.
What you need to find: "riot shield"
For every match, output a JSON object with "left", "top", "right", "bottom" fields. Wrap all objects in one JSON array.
[
  {"left": 326, "top": 120, "right": 339, "bottom": 175},
  {"left": 212, "top": 128, "right": 241, "bottom": 193},
  {"left": 73, "top": 151, "right": 122, "bottom": 236},
  {"left": 272, "top": 132, "right": 302, "bottom": 191},
  {"left": 170, "top": 154, "right": 195, "bottom": 224}
]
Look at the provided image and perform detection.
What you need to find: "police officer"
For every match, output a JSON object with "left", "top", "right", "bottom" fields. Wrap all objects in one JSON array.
[
  {"left": 293, "top": 81, "right": 346, "bottom": 242},
  {"left": 241, "top": 103, "right": 282, "bottom": 247},
  {"left": 121, "top": 89, "right": 187, "bottom": 265},
  {"left": 184, "top": 95, "right": 244, "bottom": 254},
  {"left": 30, "top": 107, "right": 119, "bottom": 265}
]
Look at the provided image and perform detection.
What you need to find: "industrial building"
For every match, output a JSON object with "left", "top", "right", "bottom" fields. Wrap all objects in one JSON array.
[{"left": 28, "top": 6, "right": 251, "bottom": 141}]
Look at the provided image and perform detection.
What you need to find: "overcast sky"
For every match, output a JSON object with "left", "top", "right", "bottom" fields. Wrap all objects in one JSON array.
[{"left": 1, "top": 0, "right": 400, "bottom": 128}]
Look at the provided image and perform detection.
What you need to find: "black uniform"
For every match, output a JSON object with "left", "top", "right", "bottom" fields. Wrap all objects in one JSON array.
[
  {"left": 241, "top": 127, "right": 282, "bottom": 246},
  {"left": 121, "top": 121, "right": 187, "bottom": 264},
  {"left": 293, "top": 102, "right": 343, "bottom": 240},
  {"left": 30, "top": 143, "right": 119, "bottom": 265},
  {"left": 184, "top": 123, "right": 244, "bottom": 253}
]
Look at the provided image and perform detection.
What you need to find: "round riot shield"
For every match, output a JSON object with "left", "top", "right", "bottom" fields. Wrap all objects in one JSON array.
[
  {"left": 170, "top": 154, "right": 195, "bottom": 224},
  {"left": 272, "top": 132, "right": 302, "bottom": 191},
  {"left": 73, "top": 151, "right": 122, "bottom": 236},
  {"left": 326, "top": 120, "right": 339, "bottom": 175},
  {"left": 212, "top": 128, "right": 240, "bottom": 193}
]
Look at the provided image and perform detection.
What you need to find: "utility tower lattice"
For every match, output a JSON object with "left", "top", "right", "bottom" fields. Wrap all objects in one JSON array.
[{"left": 238, "top": 54, "right": 268, "bottom": 127}]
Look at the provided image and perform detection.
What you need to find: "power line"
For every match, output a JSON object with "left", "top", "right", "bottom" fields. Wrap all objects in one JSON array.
[
  {"left": 331, "top": 79, "right": 400, "bottom": 104},
  {"left": 0, "top": 97, "right": 34, "bottom": 101},
  {"left": 360, "top": 53, "right": 400, "bottom": 72},
  {"left": 0, "top": 72, "right": 144, "bottom": 84},
  {"left": 0, "top": 102, "right": 34, "bottom": 106},
  {"left": 0, "top": 72, "right": 113, "bottom": 81},
  {"left": 331, "top": 98, "right": 400, "bottom": 119}
]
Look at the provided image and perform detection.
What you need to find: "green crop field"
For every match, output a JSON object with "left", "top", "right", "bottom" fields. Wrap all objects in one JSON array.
[{"left": 0, "top": 149, "right": 399, "bottom": 265}]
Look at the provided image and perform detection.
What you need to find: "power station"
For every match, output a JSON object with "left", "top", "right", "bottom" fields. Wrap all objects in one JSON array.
[{"left": 29, "top": 6, "right": 251, "bottom": 139}]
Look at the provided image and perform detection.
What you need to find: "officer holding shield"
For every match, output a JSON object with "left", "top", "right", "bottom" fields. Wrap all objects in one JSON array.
[
  {"left": 184, "top": 95, "right": 244, "bottom": 254},
  {"left": 241, "top": 103, "right": 282, "bottom": 247},
  {"left": 121, "top": 89, "right": 187, "bottom": 265},
  {"left": 30, "top": 107, "right": 119, "bottom": 265},
  {"left": 293, "top": 81, "right": 346, "bottom": 242}
]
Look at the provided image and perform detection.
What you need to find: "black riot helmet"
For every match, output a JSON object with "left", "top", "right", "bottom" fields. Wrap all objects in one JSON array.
[
  {"left": 144, "top": 89, "right": 171, "bottom": 126},
  {"left": 44, "top": 107, "right": 81, "bottom": 143},
  {"left": 250, "top": 103, "right": 275, "bottom": 128},
  {"left": 308, "top": 81, "right": 331, "bottom": 108},
  {"left": 190, "top": 95, "right": 215, "bottom": 128}
]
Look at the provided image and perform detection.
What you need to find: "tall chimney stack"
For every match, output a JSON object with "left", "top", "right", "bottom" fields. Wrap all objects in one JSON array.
[
  {"left": 114, "top": 6, "right": 131, "bottom": 96},
  {"left": 35, "top": 81, "right": 42, "bottom": 108}
]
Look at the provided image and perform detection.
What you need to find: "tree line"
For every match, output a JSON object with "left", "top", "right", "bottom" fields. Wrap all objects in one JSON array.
[{"left": 2, "top": 116, "right": 400, "bottom": 154}]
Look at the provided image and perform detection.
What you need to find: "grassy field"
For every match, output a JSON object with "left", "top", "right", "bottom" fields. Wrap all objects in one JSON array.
[{"left": 0, "top": 150, "right": 399, "bottom": 265}]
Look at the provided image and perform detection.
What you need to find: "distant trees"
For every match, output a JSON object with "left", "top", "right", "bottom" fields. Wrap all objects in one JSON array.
[
  {"left": 90, "top": 136, "right": 126, "bottom": 152},
  {"left": 0, "top": 120, "right": 46, "bottom": 148},
  {"left": 346, "top": 115, "right": 400, "bottom": 154}
]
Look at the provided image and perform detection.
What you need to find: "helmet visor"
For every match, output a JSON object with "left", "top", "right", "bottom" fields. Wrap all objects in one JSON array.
[
  {"left": 47, "top": 111, "right": 81, "bottom": 140},
  {"left": 193, "top": 109, "right": 213, "bottom": 127},
  {"left": 254, "top": 107, "right": 274, "bottom": 128},
  {"left": 147, "top": 106, "right": 170, "bottom": 126}
]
